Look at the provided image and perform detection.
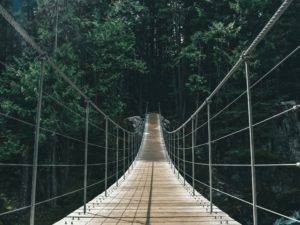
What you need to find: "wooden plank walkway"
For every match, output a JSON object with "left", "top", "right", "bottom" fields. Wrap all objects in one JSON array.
[{"left": 54, "top": 113, "right": 241, "bottom": 225}]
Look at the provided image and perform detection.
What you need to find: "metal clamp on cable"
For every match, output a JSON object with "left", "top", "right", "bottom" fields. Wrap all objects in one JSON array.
[
  {"left": 206, "top": 98, "right": 212, "bottom": 104},
  {"left": 292, "top": 105, "right": 300, "bottom": 111},
  {"left": 84, "top": 98, "right": 91, "bottom": 106},
  {"left": 240, "top": 51, "right": 250, "bottom": 61},
  {"left": 40, "top": 52, "right": 48, "bottom": 61}
]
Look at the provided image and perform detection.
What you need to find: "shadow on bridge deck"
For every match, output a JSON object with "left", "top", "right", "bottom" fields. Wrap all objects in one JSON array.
[{"left": 54, "top": 113, "right": 241, "bottom": 225}]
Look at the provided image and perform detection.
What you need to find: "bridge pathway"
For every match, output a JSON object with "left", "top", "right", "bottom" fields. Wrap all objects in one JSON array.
[{"left": 55, "top": 113, "right": 240, "bottom": 225}]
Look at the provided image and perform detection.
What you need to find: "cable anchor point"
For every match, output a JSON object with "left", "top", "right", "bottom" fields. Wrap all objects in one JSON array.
[
  {"left": 240, "top": 51, "right": 250, "bottom": 61},
  {"left": 206, "top": 98, "right": 212, "bottom": 104},
  {"left": 292, "top": 105, "right": 299, "bottom": 111}
]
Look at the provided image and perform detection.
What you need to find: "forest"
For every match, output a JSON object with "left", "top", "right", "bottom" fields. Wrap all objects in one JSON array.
[{"left": 0, "top": 0, "right": 299, "bottom": 224}]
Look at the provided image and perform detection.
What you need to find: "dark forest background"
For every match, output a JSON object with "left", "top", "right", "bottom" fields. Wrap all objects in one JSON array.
[{"left": 0, "top": 0, "right": 299, "bottom": 224}]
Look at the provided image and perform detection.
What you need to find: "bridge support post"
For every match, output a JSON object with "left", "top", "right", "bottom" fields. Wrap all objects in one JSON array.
[
  {"left": 173, "top": 133, "right": 176, "bottom": 174},
  {"left": 134, "top": 134, "right": 137, "bottom": 164},
  {"left": 29, "top": 59, "right": 45, "bottom": 225},
  {"left": 166, "top": 132, "right": 168, "bottom": 162},
  {"left": 173, "top": 133, "right": 175, "bottom": 170},
  {"left": 207, "top": 99, "right": 213, "bottom": 213},
  {"left": 134, "top": 134, "right": 136, "bottom": 164},
  {"left": 244, "top": 59, "right": 258, "bottom": 225},
  {"left": 171, "top": 133, "right": 173, "bottom": 168},
  {"left": 123, "top": 131, "right": 126, "bottom": 180},
  {"left": 177, "top": 132, "right": 180, "bottom": 179},
  {"left": 127, "top": 133, "right": 130, "bottom": 174},
  {"left": 169, "top": 133, "right": 171, "bottom": 167},
  {"left": 135, "top": 134, "right": 137, "bottom": 163},
  {"left": 192, "top": 118, "right": 195, "bottom": 196},
  {"left": 170, "top": 133, "right": 172, "bottom": 168},
  {"left": 168, "top": 133, "right": 171, "bottom": 165},
  {"left": 131, "top": 134, "right": 133, "bottom": 169},
  {"left": 105, "top": 118, "right": 108, "bottom": 197},
  {"left": 83, "top": 100, "right": 90, "bottom": 214},
  {"left": 136, "top": 134, "right": 137, "bottom": 161},
  {"left": 116, "top": 127, "right": 119, "bottom": 187},
  {"left": 132, "top": 134, "right": 134, "bottom": 168},
  {"left": 145, "top": 102, "right": 148, "bottom": 118},
  {"left": 131, "top": 134, "right": 134, "bottom": 169},
  {"left": 168, "top": 133, "right": 170, "bottom": 165},
  {"left": 183, "top": 127, "right": 186, "bottom": 186},
  {"left": 170, "top": 133, "right": 172, "bottom": 166}
]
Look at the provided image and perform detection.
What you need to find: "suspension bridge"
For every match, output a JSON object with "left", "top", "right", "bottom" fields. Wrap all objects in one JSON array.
[
  {"left": 0, "top": 0, "right": 299, "bottom": 225},
  {"left": 54, "top": 113, "right": 241, "bottom": 225}
]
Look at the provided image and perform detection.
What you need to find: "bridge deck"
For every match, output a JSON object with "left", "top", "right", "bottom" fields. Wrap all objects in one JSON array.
[{"left": 54, "top": 114, "right": 241, "bottom": 225}]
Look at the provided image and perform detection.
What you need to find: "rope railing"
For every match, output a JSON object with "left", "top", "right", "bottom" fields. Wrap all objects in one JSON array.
[
  {"left": 166, "top": 0, "right": 295, "bottom": 134},
  {"left": 0, "top": 170, "right": 121, "bottom": 217},
  {"left": 167, "top": 148, "right": 300, "bottom": 224},
  {"left": 0, "top": 82, "right": 145, "bottom": 223},
  {"left": 0, "top": 0, "right": 298, "bottom": 224},
  {"left": 0, "top": 153, "right": 136, "bottom": 168},
  {"left": 0, "top": 110, "right": 125, "bottom": 151},
  {"left": 171, "top": 103, "right": 300, "bottom": 148},
  {"left": 169, "top": 45, "right": 300, "bottom": 142},
  {"left": 161, "top": 0, "right": 299, "bottom": 224},
  {"left": 169, "top": 151, "right": 300, "bottom": 168},
  {"left": 0, "top": 4, "right": 146, "bottom": 225}
]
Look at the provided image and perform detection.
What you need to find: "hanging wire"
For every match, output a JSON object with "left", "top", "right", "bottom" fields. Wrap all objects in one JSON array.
[
  {"left": 175, "top": 45, "right": 300, "bottom": 140},
  {"left": 210, "top": 45, "right": 300, "bottom": 122},
  {"left": 211, "top": 104, "right": 300, "bottom": 144},
  {"left": 0, "top": 171, "right": 120, "bottom": 217},
  {"left": 169, "top": 152, "right": 300, "bottom": 223},
  {"left": 0, "top": 110, "right": 121, "bottom": 151}
]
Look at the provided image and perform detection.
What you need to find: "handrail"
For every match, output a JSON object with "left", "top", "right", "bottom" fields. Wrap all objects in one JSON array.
[
  {"left": 161, "top": 1, "right": 298, "bottom": 224},
  {"left": 167, "top": 0, "right": 294, "bottom": 133},
  {"left": 0, "top": 4, "right": 134, "bottom": 134},
  {"left": 0, "top": 5, "right": 146, "bottom": 225}
]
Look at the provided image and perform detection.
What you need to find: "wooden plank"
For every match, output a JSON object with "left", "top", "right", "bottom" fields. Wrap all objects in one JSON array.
[{"left": 53, "top": 114, "right": 241, "bottom": 225}]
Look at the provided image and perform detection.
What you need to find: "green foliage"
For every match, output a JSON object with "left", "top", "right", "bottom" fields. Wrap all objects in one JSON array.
[
  {"left": 0, "top": 0, "right": 299, "bottom": 225},
  {"left": 186, "top": 74, "right": 209, "bottom": 95},
  {"left": 0, "top": 1, "right": 147, "bottom": 224},
  {"left": 0, "top": 131, "right": 26, "bottom": 160},
  {"left": 274, "top": 212, "right": 300, "bottom": 225}
]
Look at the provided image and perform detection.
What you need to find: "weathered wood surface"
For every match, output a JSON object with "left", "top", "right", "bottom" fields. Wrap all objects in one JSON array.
[{"left": 54, "top": 113, "right": 241, "bottom": 225}]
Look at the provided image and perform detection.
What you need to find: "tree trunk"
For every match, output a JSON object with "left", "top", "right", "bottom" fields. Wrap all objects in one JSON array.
[
  {"left": 173, "top": 68, "right": 179, "bottom": 115},
  {"left": 53, "top": 0, "right": 59, "bottom": 55}
]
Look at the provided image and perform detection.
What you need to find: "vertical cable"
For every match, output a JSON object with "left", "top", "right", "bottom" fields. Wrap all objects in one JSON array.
[
  {"left": 123, "top": 131, "right": 126, "bottom": 180},
  {"left": 116, "top": 127, "right": 119, "bottom": 186},
  {"left": 207, "top": 99, "right": 213, "bottom": 213},
  {"left": 245, "top": 60, "right": 258, "bottom": 225},
  {"left": 83, "top": 100, "right": 90, "bottom": 213},
  {"left": 127, "top": 133, "right": 130, "bottom": 174},
  {"left": 183, "top": 126, "right": 186, "bottom": 186},
  {"left": 173, "top": 133, "right": 176, "bottom": 173},
  {"left": 177, "top": 131, "right": 180, "bottom": 178},
  {"left": 192, "top": 118, "right": 195, "bottom": 196},
  {"left": 29, "top": 59, "right": 45, "bottom": 225},
  {"left": 169, "top": 133, "right": 171, "bottom": 164},
  {"left": 105, "top": 118, "right": 108, "bottom": 197}
]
